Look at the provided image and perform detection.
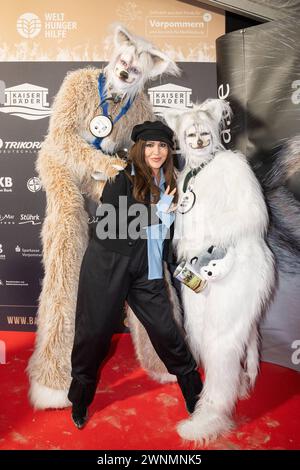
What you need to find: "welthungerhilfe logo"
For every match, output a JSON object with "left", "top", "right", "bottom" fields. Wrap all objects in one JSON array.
[
  {"left": 0, "top": 83, "right": 51, "bottom": 120},
  {"left": 17, "top": 13, "right": 42, "bottom": 39}
]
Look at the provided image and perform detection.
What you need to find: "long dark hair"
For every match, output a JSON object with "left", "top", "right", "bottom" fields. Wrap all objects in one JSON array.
[{"left": 125, "top": 140, "right": 178, "bottom": 204}]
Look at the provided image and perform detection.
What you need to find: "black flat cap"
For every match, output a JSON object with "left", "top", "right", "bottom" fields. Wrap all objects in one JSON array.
[{"left": 131, "top": 120, "right": 174, "bottom": 148}]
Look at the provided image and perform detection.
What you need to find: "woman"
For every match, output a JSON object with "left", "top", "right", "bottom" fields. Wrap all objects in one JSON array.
[{"left": 68, "top": 120, "right": 203, "bottom": 429}]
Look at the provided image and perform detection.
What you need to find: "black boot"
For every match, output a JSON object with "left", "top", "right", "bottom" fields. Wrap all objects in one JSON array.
[
  {"left": 71, "top": 404, "right": 88, "bottom": 429},
  {"left": 177, "top": 370, "right": 203, "bottom": 414}
]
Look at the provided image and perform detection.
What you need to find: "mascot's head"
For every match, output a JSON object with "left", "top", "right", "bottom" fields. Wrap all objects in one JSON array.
[
  {"left": 165, "top": 99, "right": 232, "bottom": 168},
  {"left": 105, "top": 24, "right": 180, "bottom": 99}
]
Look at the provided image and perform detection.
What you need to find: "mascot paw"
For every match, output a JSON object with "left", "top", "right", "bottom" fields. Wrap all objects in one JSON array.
[
  {"left": 200, "top": 256, "right": 234, "bottom": 282},
  {"left": 177, "top": 411, "right": 233, "bottom": 444},
  {"left": 111, "top": 164, "right": 125, "bottom": 171},
  {"left": 105, "top": 157, "right": 127, "bottom": 179},
  {"left": 177, "top": 417, "right": 199, "bottom": 441},
  {"left": 92, "top": 158, "right": 126, "bottom": 181},
  {"left": 92, "top": 172, "right": 108, "bottom": 181}
]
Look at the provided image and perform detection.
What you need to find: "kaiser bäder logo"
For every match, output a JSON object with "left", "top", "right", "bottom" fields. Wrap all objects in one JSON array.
[
  {"left": 0, "top": 83, "right": 52, "bottom": 120},
  {"left": 148, "top": 83, "right": 193, "bottom": 116},
  {"left": 17, "top": 13, "right": 42, "bottom": 39}
]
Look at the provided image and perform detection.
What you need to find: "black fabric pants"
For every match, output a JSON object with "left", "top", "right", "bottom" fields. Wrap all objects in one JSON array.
[
  {"left": 167, "top": 261, "right": 183, "bottom": 306},
  {"left": 68, "top": 238, "right": 196, "bottom": 407}
]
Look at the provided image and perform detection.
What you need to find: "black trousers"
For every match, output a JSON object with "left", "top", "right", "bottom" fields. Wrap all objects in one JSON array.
[{"left": 68, "top": 238, "right": 196, "bottom": 407}]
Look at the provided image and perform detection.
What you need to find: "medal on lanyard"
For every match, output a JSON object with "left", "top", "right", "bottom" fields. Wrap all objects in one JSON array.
[
  {"left": 178, "top": 190, "right": 196, "bottom": 214},
  {"left": 178, "top": 172, "right": 197, "bottom": 214},
  {"left": 90, "top": 73, "right": 132, "bottom": 141},
  {"left": 89, "top": 114, "right": 113, "bottom": 138},
  {"left": 178, "top": 160, "right": 214, "bottom": 215},
  {"left": 178, "top": 187, "right": 196, "bottom": 214}
]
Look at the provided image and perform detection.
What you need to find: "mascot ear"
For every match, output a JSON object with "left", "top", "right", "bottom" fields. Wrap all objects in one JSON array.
[
  {"left": 199, "top": 99, "right": 232, "bottom": 128},
  {"left": 148, "top": 49, "right": 181, "bottom": 78},
  {"left": 114, "top": 24, "right": 133, "bottom": 48},
  {"left": 163, "top": 108, "right": 185, "bottom": 134}
]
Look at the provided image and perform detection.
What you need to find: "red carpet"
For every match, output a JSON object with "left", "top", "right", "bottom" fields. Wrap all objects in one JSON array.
[{"left": 0, "top": 331, "right": 299, "bottom": 450}]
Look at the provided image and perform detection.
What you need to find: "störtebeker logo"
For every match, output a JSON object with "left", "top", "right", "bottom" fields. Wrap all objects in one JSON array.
[
  {"left": 17, "top": 13, "right": 42, "bottom": 39},
  {"left": 0, "top": 83, "right": 51, "bottom": 120}
]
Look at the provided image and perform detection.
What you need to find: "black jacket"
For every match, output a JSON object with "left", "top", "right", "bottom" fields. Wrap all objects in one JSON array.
[{"left": 92, "top": 170, "right": 175, "bottom": 263}]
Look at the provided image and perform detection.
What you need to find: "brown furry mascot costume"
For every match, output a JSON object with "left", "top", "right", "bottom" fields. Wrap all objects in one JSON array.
[{"left": 27, "top": 24, "right": 179, "bottom": 409}]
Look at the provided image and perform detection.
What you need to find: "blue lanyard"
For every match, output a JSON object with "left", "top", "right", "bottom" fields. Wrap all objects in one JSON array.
[{"left": 93, "top": 73, "right": 133, "bottom": 150}]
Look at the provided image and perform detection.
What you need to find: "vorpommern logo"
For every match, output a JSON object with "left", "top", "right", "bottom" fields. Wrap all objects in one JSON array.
[
  {"left": 0, "top": 83, "right": 51, "bottom": 120},
  {"left": 17, "top": 13, "right": 42, "bottom": 39}
]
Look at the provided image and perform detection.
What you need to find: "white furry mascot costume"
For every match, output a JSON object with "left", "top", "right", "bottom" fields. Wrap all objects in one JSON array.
[
  {"left": 129, "top": 99, "right": 276, "bottom": 443},
  {"left": 27, "top": 24, "right": 179, "bottom": 410}
]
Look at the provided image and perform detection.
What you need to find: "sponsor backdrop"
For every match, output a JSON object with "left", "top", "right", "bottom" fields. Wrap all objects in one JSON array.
[
  {"left": 0, "top": 1, "right": 224, "bottom": 332},
  {"left": 0, "top": 0, "right": 224, "bottom": 61},
  {"left": 216, "top": 15, "right": 300, "bottom": 372},
  {"left": 1, "top": 2, "right": 299, "bottom": 374}
]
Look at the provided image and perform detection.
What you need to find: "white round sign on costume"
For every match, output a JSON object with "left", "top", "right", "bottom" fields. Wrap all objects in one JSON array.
[
  {"left": 177, "top": 190, "right": 196, "bottom": 214},
  {"left": 89, "top": 115, "right": 113, "bottom": 138}
]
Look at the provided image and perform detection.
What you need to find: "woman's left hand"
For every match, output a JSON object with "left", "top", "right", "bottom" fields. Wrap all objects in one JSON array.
[
  {"left": 164, "top": 186, "right": 177, "bottom": 212},
  {"left": 164, "top": 185, "right": 176, "bottom": 197}
]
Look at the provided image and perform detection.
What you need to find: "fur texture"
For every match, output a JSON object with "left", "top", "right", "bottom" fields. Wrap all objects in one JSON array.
[
  {"left": 27, "top": 24, "right": 179, "bottom": 409},
  {"left": 129, "top": 99, "right": 276, "bottom": 443},
  {"left": 258, "top": 136, "right": 300, "bottom": 275}
]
